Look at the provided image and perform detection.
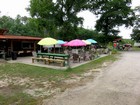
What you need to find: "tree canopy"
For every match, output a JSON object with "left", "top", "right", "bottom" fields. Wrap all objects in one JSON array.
[
  {"left": 0, "top": 15, "right": 43, "bottom": 37},
  {"left": 0, "top": 14, "right": 120, "bottom": 44},
  {"left": 131, "top": 6, "right": 140, "bottom": 42},
  {"left": 92, "top": 0, "right": 135, "bottom": 36},
  {"left": 28, "top": 0, "right": 135, "bottom": 39},
  {"left": 28, "top": 0, "right": 90, "bottom": 40}
]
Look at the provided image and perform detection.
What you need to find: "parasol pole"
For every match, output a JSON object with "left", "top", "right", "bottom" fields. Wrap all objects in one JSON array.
[{"left": 53, "top": 44, "right": 55, "bottom": 53}]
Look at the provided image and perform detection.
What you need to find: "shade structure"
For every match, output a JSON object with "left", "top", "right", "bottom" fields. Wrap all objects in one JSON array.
[
  {"left": 66, "top": 39, "right": 86, "bottom": 47},
  {"left": 57, "top": 40, "right": 66, "bottom": 45},
  {"left": 82, "top": 40, "right": 91, "bottom": 45},
  {"left": 38, "top": 37, "right": 57, "bottom": 45},
  {"left": 86, "top": 39, "right": 97, "bottom": 43}
]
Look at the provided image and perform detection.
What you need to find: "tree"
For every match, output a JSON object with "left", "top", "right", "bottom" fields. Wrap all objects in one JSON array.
[
  {"left": 91, "top": 0, "right": 135, "bottom": 36},
  {"left": 0, "top": 15, "right": 14, "bottom": 31},
  {"left": 28, "top": 0, "right": 91, "bottom": 40},
  {"left": 0, "top": 15, "right": 43, "bottom": 36},
  {"left": 131, "top": 6, "right": 140, "bottom": 42}
]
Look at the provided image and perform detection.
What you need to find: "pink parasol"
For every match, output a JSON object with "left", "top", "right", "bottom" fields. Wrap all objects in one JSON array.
[{"left": 65, "top": 39, "right": 86, "bottom": 47}]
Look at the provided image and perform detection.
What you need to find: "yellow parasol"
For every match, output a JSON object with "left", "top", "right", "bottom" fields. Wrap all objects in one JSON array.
[
  {"left": 38, "top": 37, "right": 57, "bottom": 45},
  {"left": 38, "top": 37, "right": 57, "bottom": 53}
]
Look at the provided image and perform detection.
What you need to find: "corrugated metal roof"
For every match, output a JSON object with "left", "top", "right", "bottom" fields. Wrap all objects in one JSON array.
[{"left": 0, "top": 34, "right": 42, "bottom": 40}]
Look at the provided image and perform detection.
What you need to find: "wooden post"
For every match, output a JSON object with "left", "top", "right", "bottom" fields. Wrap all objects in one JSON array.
[
  {"left": 33, "top": 42, "right": 36, "bottom": 51},
  {"left": 11, "top": 40, "right": 13, "bottom": 52},
  {"left": 54, "top": 45, "right": 55, "bottom": 53}
]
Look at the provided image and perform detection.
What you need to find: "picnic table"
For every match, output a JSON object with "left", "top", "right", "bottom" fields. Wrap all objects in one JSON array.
[{"left": 37, "top": 53, "right": 70, "bottom": 66}]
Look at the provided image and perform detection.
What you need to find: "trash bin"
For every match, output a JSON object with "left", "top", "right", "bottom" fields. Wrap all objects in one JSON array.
[{"left": 11, "top": 52, "right": 17, "bottom": 60}]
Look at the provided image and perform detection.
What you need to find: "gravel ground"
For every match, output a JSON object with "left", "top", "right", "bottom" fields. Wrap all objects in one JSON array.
[{"left": 43, "top": 51, "right": 140, "bottom": 105}]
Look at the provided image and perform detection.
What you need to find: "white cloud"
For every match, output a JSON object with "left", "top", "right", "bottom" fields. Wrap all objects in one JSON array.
[
  {"left": 0, "top": 0, "right": 30, "bottom": 18},
  {"left": 77, "top": 10, "right": 97, "bottom": 30}
]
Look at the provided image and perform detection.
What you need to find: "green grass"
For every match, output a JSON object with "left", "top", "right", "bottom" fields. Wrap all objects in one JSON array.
[
  {"left": 131, "top": 47, "right": 140, "bottom": 51},
  {"left": 0, "top": 54, "right": 118, "bottom": 79},
  {"left": 0, "top": 63, "right": 68, "bottom": 80},
  {"left": 72, "top": 54, "right": 118, "bottom": 72},
  {"left": 0, "top": 93, "right": 40, "bottom": 105},
  {"left": 0, "top": 54, "right": 119, "bottom": 104}
]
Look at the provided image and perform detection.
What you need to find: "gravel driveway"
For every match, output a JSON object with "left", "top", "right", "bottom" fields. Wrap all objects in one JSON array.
[{"left": 43, "top": 51, "right": 140, "bottom": 105}]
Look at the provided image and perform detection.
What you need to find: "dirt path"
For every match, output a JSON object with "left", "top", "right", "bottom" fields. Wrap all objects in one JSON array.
[{"left": 43, "top": 51, "right": 140, "bottom": 105}]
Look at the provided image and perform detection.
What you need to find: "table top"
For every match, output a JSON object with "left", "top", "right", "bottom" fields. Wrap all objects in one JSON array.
[{"left": 37, "top": 53, "right": 70, "bottom": 57}]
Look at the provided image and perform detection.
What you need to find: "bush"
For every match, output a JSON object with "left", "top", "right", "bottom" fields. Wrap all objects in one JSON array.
[{"left": 111, "top": 49, "right": 118, "bottom": 54}]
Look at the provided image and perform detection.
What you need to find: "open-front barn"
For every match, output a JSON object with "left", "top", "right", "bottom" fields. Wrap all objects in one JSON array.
[{"left": 0, "top": 29, "right": 42, "bottom": 59}]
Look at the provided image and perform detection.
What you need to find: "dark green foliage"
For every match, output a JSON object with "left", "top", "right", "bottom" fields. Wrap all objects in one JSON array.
[
  {"left": 0, "top": 16, "right": 14, "bottom": 32},
  {"left": 0, "top": 14, "right": 119, "bottom": 44},
  {"left": 95, "top": 35, "right": 121, "bottom": 45},
  {"left": 76, "top": 27, "right": 121, "bottom": 45},
  {"left": 0, "top": 15, "right": 43, "bottom": 37}
]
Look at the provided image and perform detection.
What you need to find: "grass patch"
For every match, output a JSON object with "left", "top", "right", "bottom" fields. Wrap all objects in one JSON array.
[
  {"left": 0, "top": 63, "right": 69, "bottom": 80},
  {"left": 71, "top": 54, "right": 118, "bottom": 73},
  {"left": 131, "top": 47, "right": 140, "bottom": 51}
]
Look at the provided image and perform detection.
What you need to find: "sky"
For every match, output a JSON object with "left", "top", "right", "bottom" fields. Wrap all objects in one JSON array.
[{"left": 0, "top": 0, "right": 140, "bottom": 39}]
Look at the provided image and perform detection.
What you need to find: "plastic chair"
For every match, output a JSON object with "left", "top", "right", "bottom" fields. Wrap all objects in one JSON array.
[
  {"left": 72, "top": 53, "right": 80, "bottom": 63},
  {"left": 32, "top": 51, "right": 37, "bottom": 57}
]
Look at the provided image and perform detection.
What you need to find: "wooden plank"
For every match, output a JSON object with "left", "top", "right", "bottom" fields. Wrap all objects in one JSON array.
[
  {"left": 32, "top": 57, "right": 48, "bottom": 64},
  {"left": 48, "top": 58, "right": 64, "bottom": 67}
]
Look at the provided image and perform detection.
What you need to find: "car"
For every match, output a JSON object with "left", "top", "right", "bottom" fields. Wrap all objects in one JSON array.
[{"left": 123, "top": 44, "right": 132, "bottom": 50}]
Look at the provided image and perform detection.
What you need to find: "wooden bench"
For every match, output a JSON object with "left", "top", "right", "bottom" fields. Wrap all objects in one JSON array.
[
  {"left": 48, "top": 58, "right": 65, "bottom": 67},
  {"left": 32, "top": 57, "right": 64, "bottom": 67},
  {"left": 32, "top": 57, "right": 48, "bottom": 64}
]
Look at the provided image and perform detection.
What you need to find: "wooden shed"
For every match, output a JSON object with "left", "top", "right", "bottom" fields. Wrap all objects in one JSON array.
[{"left": 0, "top": 29, "right": 42, "bottom": 58}]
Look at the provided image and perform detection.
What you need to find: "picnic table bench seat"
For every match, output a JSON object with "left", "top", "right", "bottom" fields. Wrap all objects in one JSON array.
[
  {"left": 32, "top": 57, "right": 65, "bottom": 67},
  {"left": 48, "top": 58, "right": 65, "bottom": 67},
  {"left": 32, "top": 57, "right": 48, "bottom": 64}
]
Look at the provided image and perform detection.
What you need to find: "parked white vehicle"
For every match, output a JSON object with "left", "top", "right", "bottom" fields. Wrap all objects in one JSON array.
[{"left": 134, "top": 42, "right": 140, "bottom": 47}]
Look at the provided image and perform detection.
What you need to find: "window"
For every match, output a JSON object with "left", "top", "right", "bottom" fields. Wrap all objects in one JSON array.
[{"left": 21, "top": 41, "right": 34, "bottom": 49}]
